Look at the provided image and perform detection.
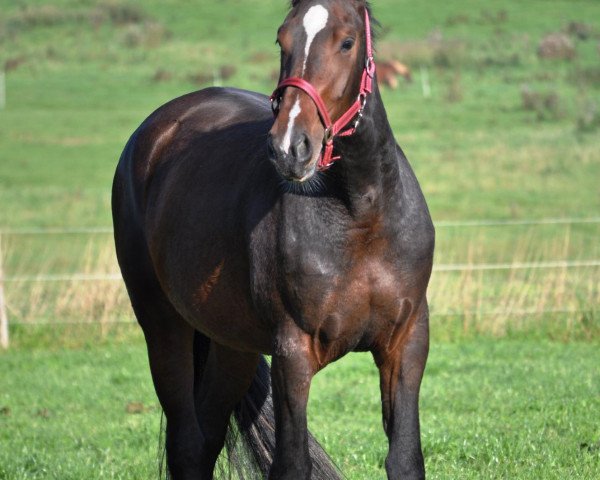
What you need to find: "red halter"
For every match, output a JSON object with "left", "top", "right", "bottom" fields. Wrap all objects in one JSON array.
[{"left": 270, "top": 8, "right": 376, "bottom": 170}]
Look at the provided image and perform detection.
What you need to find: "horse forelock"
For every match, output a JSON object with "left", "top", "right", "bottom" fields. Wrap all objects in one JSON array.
[{"left": 287, "top": 0, "right": 378, "bottom": 49}]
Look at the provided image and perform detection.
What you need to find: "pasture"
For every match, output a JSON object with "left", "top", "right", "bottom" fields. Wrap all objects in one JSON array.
[
  {"left": 0, "top": 0, "right": 599, "bottom": 478},
  {"left": 1, "top": 340, "right": 600, "bottom": 479}
]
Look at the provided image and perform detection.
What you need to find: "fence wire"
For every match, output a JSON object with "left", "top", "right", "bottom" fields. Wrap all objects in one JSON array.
[{"left": 0, "top": 219, "right": 598, "bottom": 334}]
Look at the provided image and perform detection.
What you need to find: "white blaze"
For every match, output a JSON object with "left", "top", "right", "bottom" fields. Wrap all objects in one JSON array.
[
  {"left": 282, "top": 98, "right": 301, "bottom": 154},
  {"left": 302, "top": 4, "right": 329, "bottom": 74},
  {"left": 280, "top": 4, "right": 328, "bottom": 154}
]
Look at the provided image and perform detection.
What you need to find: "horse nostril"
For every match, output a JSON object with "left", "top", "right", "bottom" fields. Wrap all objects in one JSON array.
[{"left": 291, "top": 134, "right": 312, "bottom": 164}]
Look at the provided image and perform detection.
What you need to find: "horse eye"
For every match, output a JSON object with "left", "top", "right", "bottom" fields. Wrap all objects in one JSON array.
[{"left": 341, "top": 38, "right": 355, "bottom": 52}]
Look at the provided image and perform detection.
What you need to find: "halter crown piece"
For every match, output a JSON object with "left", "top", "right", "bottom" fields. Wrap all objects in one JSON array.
[{"left": 270, "top": 8, "right": 376, "bottom": 170}]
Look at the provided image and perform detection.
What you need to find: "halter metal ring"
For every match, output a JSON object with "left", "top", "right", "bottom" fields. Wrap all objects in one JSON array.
[{"left": 365, "top": 56, "right": 375, "bottom": 77}]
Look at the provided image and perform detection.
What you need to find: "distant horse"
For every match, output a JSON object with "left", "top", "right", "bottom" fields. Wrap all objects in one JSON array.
[{"left": 112, "top": 1, "right": 434, "bottom": 479}]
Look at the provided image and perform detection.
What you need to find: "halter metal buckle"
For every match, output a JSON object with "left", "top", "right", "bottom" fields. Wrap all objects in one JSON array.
[{"left": 352, "top": 93, "right": 367, "bottom": 130}]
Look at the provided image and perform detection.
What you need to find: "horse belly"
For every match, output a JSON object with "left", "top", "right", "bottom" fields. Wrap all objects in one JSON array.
[
  {"left": 145, "top": 185, "right": 274, "bottom": 353},
  {"left": 161, "top": 256, "right": 273, "bottom": 353}
]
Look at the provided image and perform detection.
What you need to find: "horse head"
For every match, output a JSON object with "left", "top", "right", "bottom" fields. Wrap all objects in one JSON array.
[{"left": 268, "top": 0, "right": 374, "bottom": 181}]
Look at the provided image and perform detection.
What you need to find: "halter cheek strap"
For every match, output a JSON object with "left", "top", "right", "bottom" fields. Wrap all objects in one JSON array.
[{"left": 270, "top": 9, "right": 376, "bottom": 170}]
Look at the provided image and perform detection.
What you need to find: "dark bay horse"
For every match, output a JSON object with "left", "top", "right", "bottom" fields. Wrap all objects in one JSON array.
[{"left": 112, "top": 1, "right": 434, "bottom": 478}]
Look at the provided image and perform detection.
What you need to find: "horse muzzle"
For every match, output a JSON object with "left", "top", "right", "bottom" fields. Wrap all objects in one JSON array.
[{"left": 267, "top": 131, "right": 317, "bottom": 182}]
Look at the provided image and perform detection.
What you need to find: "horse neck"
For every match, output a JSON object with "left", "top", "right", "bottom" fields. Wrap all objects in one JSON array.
[{"left": 333, "top": 80, "right": 402, "bottom": 219}]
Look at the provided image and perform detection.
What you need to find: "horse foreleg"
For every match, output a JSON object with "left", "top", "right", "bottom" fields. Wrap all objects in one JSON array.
[
  {"left": 269, "top": 327, "right": 316, "bottom": 480},
  {"left": 194, "top": 341, "right": 260, "bottom": 474},
  {"left": 373, "top": 301, "right": 429, "bottom": 480}
]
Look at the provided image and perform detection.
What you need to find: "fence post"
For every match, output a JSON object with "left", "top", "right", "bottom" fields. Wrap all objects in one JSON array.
[
  {"left": 0, "top": 70, "right": 5, "bottom": 110},
  {"left": 0, "top": 234, "right": 8, "bottom": 349}
]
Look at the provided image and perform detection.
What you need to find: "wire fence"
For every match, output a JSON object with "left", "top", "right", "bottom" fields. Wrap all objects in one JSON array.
[
  {"left": 1, "top": 216, "right": 599, "bottom": 235},
  {"left": 2, "top": 259, "right": 599, "bottom": 283},
  {"left": 1, "top": 217, "right": 599, "bottom": 347}
]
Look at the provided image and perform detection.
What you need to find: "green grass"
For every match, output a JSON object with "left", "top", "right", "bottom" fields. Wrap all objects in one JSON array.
[
  {"left": 1, "top": 338, "right": 599, "bottom": 479},
  {"left": 0, "top": 1, "right": 599, "bottom": 478}
]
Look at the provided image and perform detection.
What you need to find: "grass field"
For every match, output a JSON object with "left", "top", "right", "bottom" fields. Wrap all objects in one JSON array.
[
  {"left": 1, "top": 0, "right": 599, "bottom": 478},
  {"left": 1, "top": 338, "right": 599, "bottom": 479}
]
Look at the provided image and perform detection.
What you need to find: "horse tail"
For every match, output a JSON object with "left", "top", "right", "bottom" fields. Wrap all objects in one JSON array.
[{"left": 225, "top": 356, "right": 343, "bottom": 479}]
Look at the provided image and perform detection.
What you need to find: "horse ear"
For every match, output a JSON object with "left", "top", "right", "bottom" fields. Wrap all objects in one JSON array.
[{"left": 290, "top": 0, "right": 301, "bottom": 6}]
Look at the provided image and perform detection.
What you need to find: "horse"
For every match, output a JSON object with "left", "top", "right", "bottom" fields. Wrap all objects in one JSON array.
[{"left": 112, "top": 1, "right": 434, "bottom": 478}]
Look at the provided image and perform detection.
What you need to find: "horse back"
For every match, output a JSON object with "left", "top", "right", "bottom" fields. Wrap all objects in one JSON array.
[{"left": 115, "top": 87, "right": 270, "bottom": 212}]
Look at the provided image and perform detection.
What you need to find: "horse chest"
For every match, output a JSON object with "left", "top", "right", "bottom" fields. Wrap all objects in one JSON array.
[{"left": 276, "top": 232, "right": 406, "bottom": 348}]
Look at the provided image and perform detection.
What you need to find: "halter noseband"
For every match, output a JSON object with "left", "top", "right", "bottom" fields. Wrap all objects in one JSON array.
[{"left": 270, "top": 9, "right": 376, "bottom": 171}]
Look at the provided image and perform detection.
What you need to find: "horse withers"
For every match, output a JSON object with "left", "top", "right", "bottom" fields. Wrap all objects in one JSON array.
[{"left": 112, "top": 1, "right": 434, "bottom": 479}]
